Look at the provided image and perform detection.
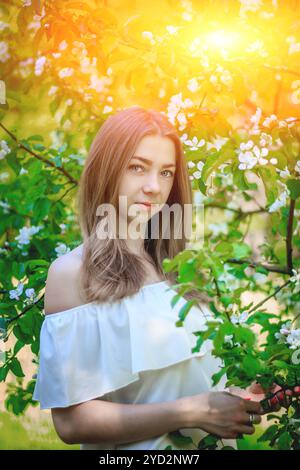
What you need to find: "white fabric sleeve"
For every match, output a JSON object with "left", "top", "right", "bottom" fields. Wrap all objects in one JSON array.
[{"left": 32, "top": 296, "right": 214, "bottom": 410}]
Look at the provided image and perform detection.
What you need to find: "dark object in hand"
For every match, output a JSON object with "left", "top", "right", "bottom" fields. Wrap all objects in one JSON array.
[{"left": 260, "top": 385, "right": 299, "bottom": 412}]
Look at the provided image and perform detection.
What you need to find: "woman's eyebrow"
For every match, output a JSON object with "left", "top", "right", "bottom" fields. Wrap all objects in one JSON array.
[{"left": 132, "top": 155, "right": 176, "bottom": 168}]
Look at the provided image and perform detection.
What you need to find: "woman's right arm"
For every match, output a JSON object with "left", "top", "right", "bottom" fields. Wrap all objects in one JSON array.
[
  {"left": 53, "top": 390, "right": 263, "bottom": 445},
  {"left": 45, "top": 253, "right": 263, "bottom": 445}
]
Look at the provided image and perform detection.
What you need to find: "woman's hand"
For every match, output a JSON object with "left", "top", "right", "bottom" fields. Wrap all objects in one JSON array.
[{"left": 182, "top": 391, "right": 264, "bottom": 439}]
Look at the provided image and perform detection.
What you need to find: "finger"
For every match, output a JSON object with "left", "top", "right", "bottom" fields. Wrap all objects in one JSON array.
[
  {"left": 248, "top": 413, "right": 262, "bottom": 425},
  {"left": 239, "top": 412, "right": 262, "bottom": 425},
  {"left": 235, "top": 424, "right": 256, "bottom": 435},
  {"left": 252, "top": 413, "right": 261, "bottom": 424},
  {"left": 243, "top": 398, "right": 264, "bottom": 414}
]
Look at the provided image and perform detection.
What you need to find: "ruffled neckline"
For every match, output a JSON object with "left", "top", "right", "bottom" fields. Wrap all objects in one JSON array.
[{"left": 44, "top": 280, "right": 172, "bottom": 318}]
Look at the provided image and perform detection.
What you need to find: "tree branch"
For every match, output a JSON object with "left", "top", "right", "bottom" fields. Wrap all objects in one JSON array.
[
  {"left": 248, "top": 279, "right": 292, "bottom": 315},
  {"left": 225, "top": 258, "right": 290, "bottom": 275},
  {"left": 0, "top": 122, "right": 78, "bottom": 186},
  {"left": 286, "top": 199, "right": 295, "bottom": 275},
  {"left": 7, "top": 294, "right": 45, "bottom": 326},
  {"left": 204, "top": 203, "right": 265, "bottom": 215}
]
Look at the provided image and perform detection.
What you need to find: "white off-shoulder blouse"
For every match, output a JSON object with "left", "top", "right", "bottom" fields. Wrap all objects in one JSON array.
[{"left": 32, "top": 280, "right": 236, "bottom": 450}]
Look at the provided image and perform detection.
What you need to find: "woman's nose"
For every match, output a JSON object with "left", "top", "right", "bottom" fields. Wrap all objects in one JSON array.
[{"left": 143, "top": 173, "right": 161, "bottom": 193}]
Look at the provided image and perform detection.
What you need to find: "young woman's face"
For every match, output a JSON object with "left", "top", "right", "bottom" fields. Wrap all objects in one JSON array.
[{"left": 118, "top": 134, "right": 176, "bottom": 223}]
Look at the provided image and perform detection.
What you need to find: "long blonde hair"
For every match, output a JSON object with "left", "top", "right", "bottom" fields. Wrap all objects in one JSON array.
[{"left": 77, "top": 106, "right": 208, "bottom": 305}]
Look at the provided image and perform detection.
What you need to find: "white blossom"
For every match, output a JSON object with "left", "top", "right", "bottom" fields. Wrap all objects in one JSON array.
[
  {"left": 58, "top": 40, "right": 68, "bottom": 51},
  {"left": 9, "top": 283, "right": 24, "bottom": 301},
  {"left": 231, "top": 310, "right": 248, "bottom": 325},
  {"left": 48, "top": 86, "right": 58, "bottom": 96},
  {"left": 253, "top": 272, "right": 268, "bottom": 284},
  {"left": 0, "top": 21, "right": 9, "bottom": 31},
  {"left": 219, "top": 268, "right": 242, "bottom": 291},
  {"left": 238, "top": 150, "right": 257, "bottom": 170},
  {"left": 58, "top": 67, "right": 74, "bottom": 78},
  {"left": 141, "top": 31, "right": 155, "bottom": 45},
  {"left": 176, "top": 111, "right": 188, "bottom": 130},
  {"left": 290, "top": 268, "right": 300, "bottom": 291},
  {"left": 208, "top": 222, "right": 228, "bottom": 236},
  {"left": 0, "top": 41, "right": 10, "bottom": 62},
  {"left": 224, "top": 334, "right": 234, "bottom": 347},
  {"left": 15, "top": 225, "right": 43, "bottom": 248},
  {"left": 277, "top": 166, "right": 291, "bottom": 179},
  {"left": 187, "top": 77, "right": 200, "bottom": 92},
  {"left": 192, "top": 170, "right": 202, "bottom": 180},
  {"left": 207, "top": 135, "right": 228, "bottom": 151},
  {"left": 268, "top": 189, "right": 289, "bottom": 213},
  {"left": 25, "top": 288, "right": 35, "bottom": 298},
  {"left": 259, "top": 133, "right": 272, "bottom": 147},
  {"left": 262, "top": 114, "right": 277, "bottom": 128},
  {"left": 288, "top": 36, "right": 300, "bottom": 55},
  {"left": 240, "top": 140, "right": 254, "bottom": 151},
  {"left": 55, "top": 242, "right": 70, "bottom": 257},
  {"left": 59, "top": 223, "right": 67, "bottom": 234},
  {"left": 295, "top": 161, "right": 300, "bottom": 173},
  {"left": 250, "top": 107, "right": 262, "bottom": 127},
  {"left": 34, "top": 56, "right": 46, "bottom": 76},
  {"left": 166, "top": 92, "right": 194, "bottom": 130},
  {"left": 184, "top": 136, "right": 205, "bottom": 150},
  {"left": 0, "top": 140, "right": 11, "bottom": 160},
  {"left": 166, "top": 25, "right": 179, "bottom": 35},
  {"left": 0, "top": 201, "right": 10, "bottom": 213},
  {"left": 103, "top": 105, "right": 113, "bottom": 114},
  {"left": 286, "top": 329, "right": 300, "bottom": 350}
]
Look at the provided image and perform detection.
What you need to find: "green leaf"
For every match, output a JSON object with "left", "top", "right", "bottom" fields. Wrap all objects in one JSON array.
[
  {"left": 0, "top": 366, "right": 9, "bottom": 382},
  {"left": 13, "top": 340, "right": 24, "bottom": 356},
  {"left": 33, "top": 198, "right": 52, "bottom": 220},
  {"left": 170, "top": 293, "right": 182, "bottom": 308},
  {"left": 258, "top": 424, "right": 278, "bottom": 442},
  {"left": 211, "top": 367, "right": 227, "bottom": 386},
  {"left": 242, "top": 355, "right": 262, "bottom": 377},
  {"left": 232, "top": 243, "right": 251, "bottom": 259},
  {"left": 168, "top": 430, "right": 194, "bottom": 447},
  {"left": 9, "top": 357, "right": 25, "bottom": 377},
  {"left": 28, "top": 135, "right": 44, "bottom": 142},
  {"left": 235, "top": 327, "right": 256, "bottom": 347},
  {"left": 198, "top": 434, "right": 220, "bottom": 450},
  {"left": 6, "top": 152, "right": 21, "bottom": 176},
  {"left": 220, "top": 295, "right": 234, "bottom": 307},
  {"left": 32, "top": 143, "right": 46, "bottom": 151},
  {"left": 277, "top": 431, "right": 292, "bottom": 450},
  {"left": 177, "top": 300, "right": 197, "bottom": 324},
  {"left": 287, "top": 179, "right": 300, "bottom": 200},
  {"left": 198, "top": 178, "right": 207, "bottom": 195}
]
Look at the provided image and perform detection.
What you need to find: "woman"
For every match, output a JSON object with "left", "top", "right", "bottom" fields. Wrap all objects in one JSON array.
[{"left": 32, "top": 106, "right": 265, "bottom": 450}]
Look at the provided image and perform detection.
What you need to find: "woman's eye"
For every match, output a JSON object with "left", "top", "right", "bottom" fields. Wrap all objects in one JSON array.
[
  {"left": 129, "top": 165, "right": 174, "bottom": 178},
  {"left": 129, "top": 164, "right": 144, "bottom": 172},
  {"left": 161, "top": 170, "right": 174, "bottom": 178}
]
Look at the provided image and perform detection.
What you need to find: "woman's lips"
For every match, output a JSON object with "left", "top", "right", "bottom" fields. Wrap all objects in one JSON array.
[{"left": 135, "top": 202, "right": 152, "bottom": 209}]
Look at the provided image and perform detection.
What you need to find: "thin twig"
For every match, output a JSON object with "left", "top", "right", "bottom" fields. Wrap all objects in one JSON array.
[
  {"left": 226, "top": 258, "right": 290, "bottom": 275},
  {"left": 0, "top": 122, "right": 78, "bottom": 185},
  {"left": 286, "top": 199, "right": 295, "bottom": 275},
  {"left": 248, "top": 280, "right": 291, "bottom": 315},
  {"left": 7, "top": 294, "right": 45, "bottom": 326},
  {"left": 205, "top": 203, "right": 265, "bottom": 215}
]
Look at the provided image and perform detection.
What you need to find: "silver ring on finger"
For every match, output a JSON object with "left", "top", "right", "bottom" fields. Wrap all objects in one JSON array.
[{"left": 248, "top": 413, "right": 255, "bottom": 425}]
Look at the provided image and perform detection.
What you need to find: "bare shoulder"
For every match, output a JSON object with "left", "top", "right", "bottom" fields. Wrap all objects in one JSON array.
[{"left": 44, "top": 243, "right": 85, "bottom": 315}]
